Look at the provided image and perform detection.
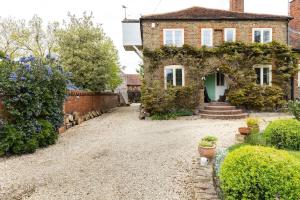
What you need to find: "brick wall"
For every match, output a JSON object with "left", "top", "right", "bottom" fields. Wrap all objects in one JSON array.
[
  {"left": 64, "top": 90, "right": 120, "bottom": 117},
  {"left": 142, "top": 20, "right": 288, "bottom": 50},
  {"left": 290, "top": 0, "right": 300, "bottom": 49},
  {"left": 0, "top": 91, "right": 119, "bottom": 118}
]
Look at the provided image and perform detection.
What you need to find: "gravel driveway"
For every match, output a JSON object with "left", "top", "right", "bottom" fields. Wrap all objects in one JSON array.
[{"left": 0, "top": 104, "right": 290, "bottom": 200}]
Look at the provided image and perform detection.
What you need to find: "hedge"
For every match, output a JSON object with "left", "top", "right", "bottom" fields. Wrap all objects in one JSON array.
[
  {"left": 220, "top": 146, "right": 300, "bottom": 200},
  {"left": 264, "top": 119, "right": 300, "bottom": 150}
]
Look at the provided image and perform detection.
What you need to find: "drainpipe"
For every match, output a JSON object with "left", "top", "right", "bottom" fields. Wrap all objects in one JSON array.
[{"left": 133, "top": 45, "right": 143, "bottom": 59}]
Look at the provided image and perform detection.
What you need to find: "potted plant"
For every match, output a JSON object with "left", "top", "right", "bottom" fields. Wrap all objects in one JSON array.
[
  {"left": 198, "top": 136, "right": 217, "bottom": 159},
  {"left": 246, "top": 117, "right": 260, "bottom": 134},
  {"left": 238, "top": 127, "right": 251, "bottom": 135}
]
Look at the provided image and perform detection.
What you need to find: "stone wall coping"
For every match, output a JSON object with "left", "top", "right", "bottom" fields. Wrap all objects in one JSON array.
[{"left": 67, "top": 90, "right": 118, "bottom": 96}]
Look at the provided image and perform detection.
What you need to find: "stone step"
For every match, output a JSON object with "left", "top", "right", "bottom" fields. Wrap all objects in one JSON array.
[
  {"left": 200, "top": 113, "right": 248, "bottom": 120},
  {"left": 204, "top": 105, "right": 236, "bottom": 110},
  {"left": 200, "top": 109, "right": 243, "bottom": 115},
  {"left": 208, "top": 102, "right": 230, "bottom": 106}
]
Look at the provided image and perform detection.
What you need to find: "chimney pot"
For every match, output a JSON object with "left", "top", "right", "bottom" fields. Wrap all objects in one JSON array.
[{"left": 230, "top": 0, "right": 244, "bottom": 13}]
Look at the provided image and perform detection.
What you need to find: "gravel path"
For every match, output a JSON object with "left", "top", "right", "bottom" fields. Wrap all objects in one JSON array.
[{"left": 0, "top": 105, "right": 291, "bottom": 200}]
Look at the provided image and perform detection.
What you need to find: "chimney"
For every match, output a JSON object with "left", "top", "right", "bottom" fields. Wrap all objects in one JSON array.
[
  {"left": 289, "top": 0, "right": 300, "bottom": 49},
  {"left": 230, "top": 0, "right": 244, "bottom": 12}
]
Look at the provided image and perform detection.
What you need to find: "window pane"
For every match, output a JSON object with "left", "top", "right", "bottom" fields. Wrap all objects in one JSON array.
[
  {"left": 175, "top": 69, "right": 183, "bottom": 86},
  {"left": 165, "top": 31, "right": 173, "bottom": 45},
  {"left": 226, "top": 29, "right": 234, "bottom": 42},
  {"left": 174, "top": 30, "right": 183, "bottom": 47},
  {"left": 217, "top": 72, "right": 225, "bottom": 86},
  {"left": 263, "top": 68, "right": 270, "bottom": 85},
  {"left": 166, "top": 69, "right": 173, "bottom": 85},
  {"left": 202, "top": 29, "right": 212, "bottom": 46},
  {"left": 263, "top": 30, "right": 271, "bottom": 43},
  {"left": 254, "top": 31, "right": 261, "bottom": 43},
  {"left": 255, "top": 68, "right": 261, "bottom": 85}
]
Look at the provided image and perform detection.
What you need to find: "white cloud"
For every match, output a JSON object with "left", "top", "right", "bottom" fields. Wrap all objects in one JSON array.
[{"left": 0, "top": 0, "right": 289, "bottom": 73}]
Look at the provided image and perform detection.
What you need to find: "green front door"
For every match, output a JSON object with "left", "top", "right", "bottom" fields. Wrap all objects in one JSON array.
[{"left": 205, "top": 74, "right": 216, "bottom": 101}]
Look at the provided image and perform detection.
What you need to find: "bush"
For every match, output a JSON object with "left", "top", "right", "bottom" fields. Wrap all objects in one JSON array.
[
  {"left": 141, "top": 81, "right": 199, "bottom": 115},
  {"left": 220, "top": 146, "right": 300, "bottom": 200},
  {"left": 264, "top": 119, "right": 300, "bottom": 150},
  {"left": 0, "top": 54, "right": 67, "bottom": 155},
  {"left": 228, "top": 84, "right": 286, "bottom": 111},
  {"left": 288, "top": 100, "right": 300, "bottom": 120}
]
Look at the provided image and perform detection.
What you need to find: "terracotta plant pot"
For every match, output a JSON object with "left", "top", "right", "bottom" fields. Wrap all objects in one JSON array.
[
  {"left": 198, "top": 145, "right": 216, "bottom": 159},
  {"left": 238, "top": 127, "right": 251, "bottom": 135}
]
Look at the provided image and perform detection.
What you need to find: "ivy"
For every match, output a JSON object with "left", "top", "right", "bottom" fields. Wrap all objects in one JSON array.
[{"left": 143, "top": 42, "right": 298, "bottom": 111}]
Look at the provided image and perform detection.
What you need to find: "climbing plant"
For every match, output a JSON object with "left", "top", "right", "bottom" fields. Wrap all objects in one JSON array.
[{"left": 142, "top": 42, "right": 298, "bottom": 112}]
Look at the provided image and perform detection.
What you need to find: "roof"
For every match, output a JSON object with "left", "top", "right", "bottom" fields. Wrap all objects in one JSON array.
[
  {"left": 141, "top": 6, "right": 291, "bottom": 21},
  {"left": 126, "top": 74, "right": 141, "bottom": 86}
]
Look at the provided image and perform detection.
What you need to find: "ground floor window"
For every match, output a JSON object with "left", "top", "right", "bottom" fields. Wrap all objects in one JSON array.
[
  {"left": 164, "top": 65, "right": 185, "bottom": 89},
  {"left": 254, "top": 65, "right": 272, "bottom": 86}
]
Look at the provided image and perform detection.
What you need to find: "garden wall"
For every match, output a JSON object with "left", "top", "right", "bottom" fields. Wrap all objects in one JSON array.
[{"left": 64, "top": 90, "right": 120, "bottom": 116}]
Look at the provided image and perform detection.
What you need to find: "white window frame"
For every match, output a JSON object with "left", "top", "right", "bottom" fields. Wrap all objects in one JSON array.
[
  {"left": 224, "top": 28, "right": 236, "bottom": 42},
  {"left": 252, "top": 28, "right": 273, "bottom": 43},
  {"left": 164, "top": 65, "right": 185, "bottom": 89},
  {"left": 163, "top": 29, "right": 184, "bottom": 47},
  {"left": 201, "top": 28, "right": 213, "bottom": 47},
  {"left": 254, "top": 65, "right": 272, "bottom": 86}
]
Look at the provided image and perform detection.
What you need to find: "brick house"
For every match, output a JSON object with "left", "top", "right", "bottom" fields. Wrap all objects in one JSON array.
[
  {"left": 123, "top": 0, "right": 298, "bottom": 103},
  {"left": 290, "top": 0, "right": 300, "bottom": 99}
]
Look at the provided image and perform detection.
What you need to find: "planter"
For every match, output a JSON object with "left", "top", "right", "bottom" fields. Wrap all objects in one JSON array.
[
  {"left": 238, "top": 127, "right": 251, "bottom": 136},
  {"left": 198, "top": 145, "right": 216, "bottom": 159}
]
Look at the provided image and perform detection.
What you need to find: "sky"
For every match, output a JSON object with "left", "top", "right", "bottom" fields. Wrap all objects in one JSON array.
[{"left": 0, "top": 0, "right": 290, "bottom": 74}]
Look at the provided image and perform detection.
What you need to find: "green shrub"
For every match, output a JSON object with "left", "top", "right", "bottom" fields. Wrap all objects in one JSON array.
[
  {"left": 264, "top": 119, "right": 300, "bottom": 150},
  {"left": 288, "top": 100, "right": 300, "bottom": 120},
  {"left": 151, "top": 112, "right": 177, "bottom": 120},
  {"left": 220, "top": 146, "right": 300, "bottom": 200},
  {"left": 0, "top": 54, "right": 67, "bottom": 155},
  {"left": 141, "top": 81, "right": 199, "bottom": 115},
  {"left": 245, "top": 133, "right": 266, "bottom": 146},
  {"left": 228, "top": 84, "right": 286, "bottom": 111}
]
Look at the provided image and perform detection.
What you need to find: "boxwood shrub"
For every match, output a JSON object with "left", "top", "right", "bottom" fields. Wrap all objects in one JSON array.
[
  {"left": 264, "top": 119, "right": 300, "bottom": 150},
  {"left": 220, "top": 146, "right": 300, "bottom": 200}
]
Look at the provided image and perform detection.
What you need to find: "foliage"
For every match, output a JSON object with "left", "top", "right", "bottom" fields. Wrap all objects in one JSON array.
[
  {"left": 246, "top": 117, "right": 260, "bottom": 127},
  {"left": 141, "top": 81, "right": 199, "bottom": 115},
  {"left": 288, "top": 100, "right": 300, "bottom": 120},
  {"left": 227, "top": 84, "right": 286, "bottom": 111},
  {"left": 264, "top": 119, "right": 300, "bottom": 150},
  {"left": 220, "top": 146, "right": 300, "bottom": 200},
  {"left": 199, "top": 135, "right": 217, "bottom": 147},
  {"left": 245, "top": 133, "right": 266, "bottom": 146},
  {"left": 143, "top": 42, "right": 297, "bottom": 111},
  {"left": 214, "top": 148, "right": 228, "bottom": 176},
  {"left": 56, "top": 12, "right": 121, "bottom": 91},
  {"left": 0, "top": 54, "right": 67, "bottom": 155},
  {"left": 0, "top": 15, "right": 59, "bottom": 59},
  {"left": 150, "top": 109, "right": 193, "bottom": 120}
]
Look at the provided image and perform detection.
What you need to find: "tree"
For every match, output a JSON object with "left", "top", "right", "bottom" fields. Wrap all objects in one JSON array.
[
  {"left": 0, "top": 16, "right": 59, "bottom": 59},
  {"left": 56, "top": 12, "right": 121, "bottom": 91}
]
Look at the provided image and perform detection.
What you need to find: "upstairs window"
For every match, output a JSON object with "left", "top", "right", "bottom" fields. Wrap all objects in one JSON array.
[
  {"left": 224, "top": 28, "right": 236, "bottom": 42},
  {"left": 163, "top": 29, "right": 184, "bottom": 47},
  {"left": 254, "top": 65, "right": 272, "bottom": 86},
  {"left": 253, "top": 28, "right": 272, "bottom": 43},
  {"left": 201, "top": 28, "right": 213, "bottom": 47},
  {"left": 164, "top": 65, "right": 185, "bottom": 89}
]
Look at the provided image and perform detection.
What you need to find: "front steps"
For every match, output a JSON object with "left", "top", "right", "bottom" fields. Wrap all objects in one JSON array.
[{"left": 200, "top": 102, "right": 248, "bottom": 120}]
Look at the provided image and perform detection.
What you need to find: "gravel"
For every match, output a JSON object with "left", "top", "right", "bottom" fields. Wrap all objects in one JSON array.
[{"left": 0, "top": 104, "right": 291, "bottom": 200}]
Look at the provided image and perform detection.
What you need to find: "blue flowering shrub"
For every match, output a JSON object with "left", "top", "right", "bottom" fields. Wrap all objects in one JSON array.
[{"left": 0, "top": 53, "right": 67, "bottom": 155}]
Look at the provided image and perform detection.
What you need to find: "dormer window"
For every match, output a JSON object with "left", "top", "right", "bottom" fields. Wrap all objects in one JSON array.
[
  {"left": 201, "top": 28, "right": 213, "bottom": 47},
  {"left": 163, "top": 29, "right": 184, "bottom": 47},
  {"left": 252, "top": 28, "right": 272, "bottom": 43}
]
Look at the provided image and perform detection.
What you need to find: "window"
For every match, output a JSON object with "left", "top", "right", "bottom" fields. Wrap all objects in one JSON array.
[
  {"left": 224, "top": 28, "right": 236, "bottom": 42},
  {"left": 201, "top": 28, "right": 213, "bottom": 47},
  {"left": 252, "top": 28, "right": 272, "bottom": 43},
  {"left": 163, "top": 29, "right": 184, "bottom": 47},
  {"left": 216, "top": 72, "right": 225, "bottom": 86},
  {"left": 254, "top": 65, "right": 272, "bottom": 86},
  {"left": 164, "top": 65, "right": 185, "bottom": 88}
]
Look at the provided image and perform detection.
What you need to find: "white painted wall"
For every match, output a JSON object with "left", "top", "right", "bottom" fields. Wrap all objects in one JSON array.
[{"left": 122, "top": 21, "right": 142, "bottom": 47}]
